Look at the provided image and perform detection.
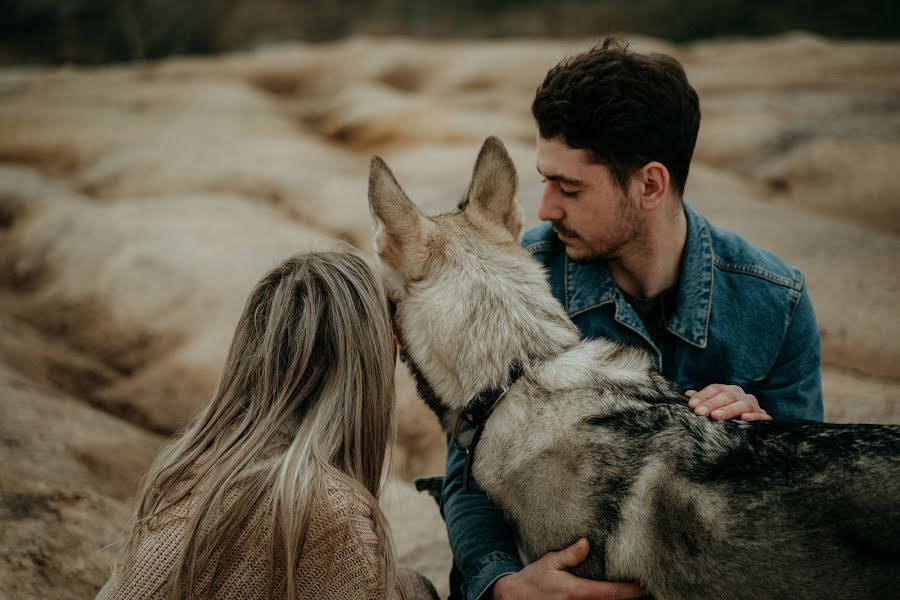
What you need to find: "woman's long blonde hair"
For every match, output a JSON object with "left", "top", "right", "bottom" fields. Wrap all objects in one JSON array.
[{"left": 116, "top": 251, "right": 398, "bottom": 599}]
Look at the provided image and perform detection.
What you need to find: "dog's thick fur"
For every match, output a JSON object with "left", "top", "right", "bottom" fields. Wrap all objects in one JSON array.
[{"left": 368, "top": 137, "right": 900, "bottom": 600}]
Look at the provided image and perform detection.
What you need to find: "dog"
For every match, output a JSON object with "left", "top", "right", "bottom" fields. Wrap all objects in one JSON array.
[{"left": 367, "top": 136, "right": 900, "bottom": 600}]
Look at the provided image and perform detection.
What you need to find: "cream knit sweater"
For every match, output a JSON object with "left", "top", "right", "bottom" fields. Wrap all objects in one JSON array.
[{"left": 97, "top": 472, "right": 434, "bottom": 599}]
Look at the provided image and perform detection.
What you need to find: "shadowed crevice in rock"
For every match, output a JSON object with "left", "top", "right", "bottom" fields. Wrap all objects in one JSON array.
[
  {"left": 0, "top": 306, "right": 181, "bottom": 435},
  {"left": 1, "top": 492, "right": 64, "bottom": 522}
]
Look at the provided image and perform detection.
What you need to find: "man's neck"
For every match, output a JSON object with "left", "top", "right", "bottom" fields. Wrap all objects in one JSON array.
[{"left": 608, "top": 203, "right": 687, "bottom": 299}]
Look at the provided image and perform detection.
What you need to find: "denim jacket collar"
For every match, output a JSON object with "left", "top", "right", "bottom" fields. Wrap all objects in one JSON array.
[{"left": 564, "top": 203, "right": 713, "bottom": 348}]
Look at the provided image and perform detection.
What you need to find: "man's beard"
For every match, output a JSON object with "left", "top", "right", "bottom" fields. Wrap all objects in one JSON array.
[{"left": 556, "top": 195, "right": 643, "bottom": 263}]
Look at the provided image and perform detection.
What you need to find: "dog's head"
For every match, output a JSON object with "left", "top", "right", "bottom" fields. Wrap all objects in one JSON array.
[
  {"left": 368, "top": 137, "right": 577, "bottom": 424},
  {"left": 368, "top": 136, "right": 523, "bottom": 301}
]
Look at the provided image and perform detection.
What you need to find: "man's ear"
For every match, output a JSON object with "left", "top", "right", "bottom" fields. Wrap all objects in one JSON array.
[
  {"left": 368, "top": 156, "right": 425, "bottom": 254},
  {"left": 637, "top": 161, "right": 670, "bottom": 211},
  {"left": 463, "top": 136, "right": 522, "bottom": 240}
]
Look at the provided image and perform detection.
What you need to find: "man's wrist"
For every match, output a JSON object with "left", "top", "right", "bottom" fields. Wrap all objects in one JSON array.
[
  {"left": 463, "top": 553, "right": 521, "bottom": 600},
  {"left": 489, "top": 573, "right": 515, "bottom": 600}
]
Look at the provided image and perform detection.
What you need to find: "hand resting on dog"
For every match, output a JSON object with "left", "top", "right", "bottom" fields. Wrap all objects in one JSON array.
[
  {"left": 492, "top": 539, "right": 647, "bottom": 600},
  {"left": 686, "top": 384, "right": 772, "bottom": 422}
]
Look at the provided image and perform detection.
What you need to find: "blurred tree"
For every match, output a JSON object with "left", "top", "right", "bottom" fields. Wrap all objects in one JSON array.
[
  {"left": 0, "top": 0, "right": 240, "bottom": 63},
  {"left": 1, "top": 0, "right": 897, "bottom": 64}
]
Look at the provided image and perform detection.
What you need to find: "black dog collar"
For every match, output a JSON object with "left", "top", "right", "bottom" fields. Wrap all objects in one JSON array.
[{"left": 452, "top": 362, "right": 525, "bottom": 491}]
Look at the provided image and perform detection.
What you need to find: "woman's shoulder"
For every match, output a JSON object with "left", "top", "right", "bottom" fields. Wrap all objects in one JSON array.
[
  {"left": 304, "top": 472, "right": 385, "bottom": 573},
  {"left": 312, "top": 471, "right": 377, "bottom": 529},
  {"left": 298, "top": 472, "right": 390, "bottom": 598}
]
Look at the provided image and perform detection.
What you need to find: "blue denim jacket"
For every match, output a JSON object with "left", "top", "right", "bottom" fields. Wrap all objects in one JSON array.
[{"left": 439, "top": 203, "right": 824, "bottom": 600}]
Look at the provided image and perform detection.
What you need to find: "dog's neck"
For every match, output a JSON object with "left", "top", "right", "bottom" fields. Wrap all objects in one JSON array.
[
  {"left": 463, "top": 361, "right": 525, "bottom": 424},
  {"left": 397, "top": 251, "right": 581, "bottom": 422},
  {"left": 400, "top": 334, "right": 536, "bottom": 432}
]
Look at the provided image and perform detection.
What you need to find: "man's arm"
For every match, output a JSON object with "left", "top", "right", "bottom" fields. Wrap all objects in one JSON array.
[
  {"left": 441, "top": 431, "right": 523, "bottom": 600},
  {"left": 687, "top": 282, "right": 823, "bottom": 422},
  {"left": 750, "top": 281, "right": 823, "bottom": 420}
]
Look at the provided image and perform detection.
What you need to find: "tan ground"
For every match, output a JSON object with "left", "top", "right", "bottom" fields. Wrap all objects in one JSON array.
[{"left": 1, "top": 32, "right": 898, "bottom": 598}]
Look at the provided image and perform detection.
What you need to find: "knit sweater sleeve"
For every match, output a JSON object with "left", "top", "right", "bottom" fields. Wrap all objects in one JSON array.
[{"left": 296, "top": 476, "right": 395, "bottom": 599}]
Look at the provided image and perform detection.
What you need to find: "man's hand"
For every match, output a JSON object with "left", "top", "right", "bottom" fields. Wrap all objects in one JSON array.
[
  {"left": 686, "top": 384, "right": 771, "bottom": 421},
  {"left": 492, "top": 539, "right": 647, "bottom": 600}
]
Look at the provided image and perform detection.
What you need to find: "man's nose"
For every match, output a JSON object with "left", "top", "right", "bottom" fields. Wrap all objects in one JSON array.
[{"left": 537, "top": 183, "right": 564, "bottom": 222}]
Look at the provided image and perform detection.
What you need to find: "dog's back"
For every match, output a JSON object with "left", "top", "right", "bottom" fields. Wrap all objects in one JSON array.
[
  {"left": 603, "top": 416, "right": 900, "bottom": 599},
  {"left": 476, "top": 339, "right": 900, "bottom": 599}
]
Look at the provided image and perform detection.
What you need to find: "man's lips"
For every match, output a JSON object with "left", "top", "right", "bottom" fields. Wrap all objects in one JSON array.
[{"left": 552, "top": 224, "right": 579, "bottom": 240}]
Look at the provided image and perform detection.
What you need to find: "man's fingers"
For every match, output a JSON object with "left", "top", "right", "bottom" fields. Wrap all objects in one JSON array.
[
  {"left": 545, "top": 538, "right": 590, "bottom": 571},
  {"left": 709, "top": 399, "right": 753, "bottom": 420},
  {"left": 687, "top": 384, "right": 743, "bottom": 408},
  {"left": 692, "top": 391, "right": 738, "bottom": 416},
  {"left": 542, "top": 540, "right": 648, "bottom": 599},
  {"left": 686, "top": 384, "right": 723, "bottom": 407},
  {"left": 687, "top": 384, "right": 767, "bottom": 421},
  {"left": 572, "top": 580, "right": 647, "bottom": 600},
  {"left": 741, "top": 411, "right": 772, "bottom": 422}
]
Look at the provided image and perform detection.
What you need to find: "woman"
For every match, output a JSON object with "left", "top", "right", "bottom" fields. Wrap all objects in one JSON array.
[{"left": 98, "top": 251, "right": 436, "bottom": 599}]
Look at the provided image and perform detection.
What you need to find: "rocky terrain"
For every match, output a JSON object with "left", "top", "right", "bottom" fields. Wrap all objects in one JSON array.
[{"left": 1, "top": 33, "right": 898, "bottom": 598}]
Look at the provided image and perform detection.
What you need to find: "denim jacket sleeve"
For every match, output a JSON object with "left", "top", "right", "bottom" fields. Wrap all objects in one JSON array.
[
  {"left": 749, "top": 281, "right": 824, "bottom": 421},
  {"left": 442, "top": 429, "right": 522, "bottom": 600}
]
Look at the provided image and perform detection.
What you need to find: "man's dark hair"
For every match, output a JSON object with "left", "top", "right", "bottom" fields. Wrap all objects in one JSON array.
[{"left": 532, "top": 37, "right": 701, "bottom": 196}]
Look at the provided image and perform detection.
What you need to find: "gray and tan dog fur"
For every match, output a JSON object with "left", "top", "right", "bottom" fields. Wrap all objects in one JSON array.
[{"left": 368, "top": 137, "right": 900, "bottom": 600}]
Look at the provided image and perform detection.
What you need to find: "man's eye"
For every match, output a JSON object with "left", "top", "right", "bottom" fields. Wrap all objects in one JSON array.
[{"left": 540, "top": 177, "right": 578, "bottom": 198}]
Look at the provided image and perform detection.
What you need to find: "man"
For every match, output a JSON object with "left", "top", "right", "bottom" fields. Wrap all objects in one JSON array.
[{"left": 439, "top": 38, "right": 824, "bottom": 600}]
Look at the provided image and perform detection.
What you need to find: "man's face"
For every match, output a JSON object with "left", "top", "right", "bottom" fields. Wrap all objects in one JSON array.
[{"left": 536, "top": 136, "right": 642, "bottom": 262}]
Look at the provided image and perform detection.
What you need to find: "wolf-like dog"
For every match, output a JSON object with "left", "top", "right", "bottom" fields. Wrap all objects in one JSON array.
[{"left": 368, "top": 137, "right": 900, "bottom": 600}]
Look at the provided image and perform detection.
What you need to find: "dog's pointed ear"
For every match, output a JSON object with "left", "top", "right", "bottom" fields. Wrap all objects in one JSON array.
[
  {"left": 368, "top": 157, "right": 430, "bottom": 295},
  {"left": 464, "top": 136, "right": 522, "bottom": 240},
  {"left": 368, "top": 155, "right": 424, "bottom": 246}
]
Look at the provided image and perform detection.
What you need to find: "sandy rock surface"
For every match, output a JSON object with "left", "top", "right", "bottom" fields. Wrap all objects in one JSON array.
[{"left": 1, "top": 33, "right": 898, "bottom": 598}]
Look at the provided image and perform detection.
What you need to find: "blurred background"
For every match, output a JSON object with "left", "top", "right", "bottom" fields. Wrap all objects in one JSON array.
[
  {"left": 2, "top": 0, "right": 899, "bottom": 64},
  {"left": 1, "top": 2, "right": 899, "bottom": 599}
]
